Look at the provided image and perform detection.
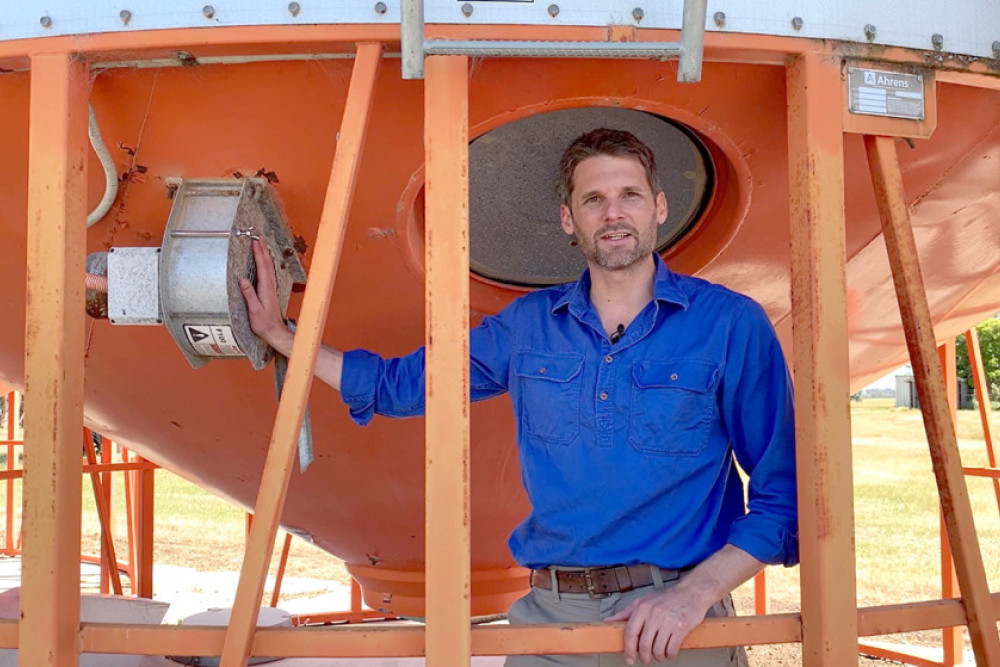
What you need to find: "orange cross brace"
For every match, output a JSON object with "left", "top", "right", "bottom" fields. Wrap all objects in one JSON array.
[{"left": 219, "top": 41, "right": 384, "bottom": 666}]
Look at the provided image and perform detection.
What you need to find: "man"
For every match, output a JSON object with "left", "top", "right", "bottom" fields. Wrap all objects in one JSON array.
[{"left": 241, "top": 129, "right": 797, "bottom": 666}]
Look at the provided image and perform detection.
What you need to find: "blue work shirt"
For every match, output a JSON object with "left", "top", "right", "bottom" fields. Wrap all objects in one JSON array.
[{"left": 340, "top": 255, "right": 798, "bottom": 570}]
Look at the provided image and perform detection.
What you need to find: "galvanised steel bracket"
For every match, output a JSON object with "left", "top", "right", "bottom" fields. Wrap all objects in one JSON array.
[{"left": 400, "top": 0, "right": 707, "bottom": 82}]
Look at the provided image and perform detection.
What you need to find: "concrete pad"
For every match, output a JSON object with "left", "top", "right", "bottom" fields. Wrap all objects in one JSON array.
[
  {"left": 0, "top": 556, "right": 511, "bottom": 666},
  {"left": 0, "top": 587, "right": 169, "bottom": 667},
  {"left": 153, "top": 564, "right": 350, "bottom": 624}
]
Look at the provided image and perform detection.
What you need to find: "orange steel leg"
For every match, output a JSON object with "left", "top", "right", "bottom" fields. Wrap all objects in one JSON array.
[
  {"left": 122, "top": 448, "right": 137, "bottom": 588},
  {"left": 864, "top": 133, "right": 1000, "bottom": 666},
  {"left": 20, "top": 51, "right": 89, "bottom": 666},
  {"left": 269, "top": 532, "right": 293, "bottom": 607},
  {"left": 966, "top": 328, "right": 1000, "bottom": 515},
  {"left": 423, "top": 53, "right": 472, "bottom": 667},
  {"left": 134, "top": 457, "right": 155, "bottom": 599},
  {"left": 219, "top": 41, "right": 383, "bottom": 666},
  {"left": 753, "top": 571, "right": 769, "bottom": 616},
  {"left": 84, "top": 429, "right": 124, "bottom": 596},
  {"left": 4, "top": 392, "right": 13, "bottom": 553},
  {"left": 787, "top": 52, "right": 859, "bottom": 667},
  {"left": 351, "top": 578, "right": 363, "bottom": 613},
  {"left": 938, "top": 341, "right": 963, "bottom": 667},
  {"left": 99, "top": 432, "right": 114, "bottom": 594}
]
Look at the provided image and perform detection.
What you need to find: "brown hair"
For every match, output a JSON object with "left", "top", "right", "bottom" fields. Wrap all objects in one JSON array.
[{"left": 556, "top": 128, "right": 661, "bottom": 206}]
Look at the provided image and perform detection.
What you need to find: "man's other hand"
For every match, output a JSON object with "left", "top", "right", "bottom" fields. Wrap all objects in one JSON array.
[
  {"left": 604, "top": 584, "right": 712, "bottom": 664},
  {"left": 239, "top": 239, "right": 293, "bottom": 356},
  {"left": 604, "top": 545, "right": 764, "bottom": 664}
]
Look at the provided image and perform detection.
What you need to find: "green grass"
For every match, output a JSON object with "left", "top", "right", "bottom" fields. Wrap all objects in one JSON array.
[{"left": 741, "top": 397, "right": 1000, "bottom": 617}]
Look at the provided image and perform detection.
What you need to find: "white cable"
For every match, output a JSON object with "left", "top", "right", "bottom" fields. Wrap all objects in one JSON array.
[{"left": 86, "top": 104, "right": 119, "bottom": 228}]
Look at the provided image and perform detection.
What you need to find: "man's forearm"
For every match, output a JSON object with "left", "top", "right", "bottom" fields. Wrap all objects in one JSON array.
[
  {"left": 263, "top": 327, "right": 345, "bottom": 392},
  {"left": 672, "top": 544, "right": 764, "bottom": 610},
  {"left": 313, "top": 345, "right": 345, "bottom": 391}
]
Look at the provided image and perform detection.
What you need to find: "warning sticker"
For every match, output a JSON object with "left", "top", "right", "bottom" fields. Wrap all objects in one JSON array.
[
  {"left": 184, "top": 324, "right": 245, "bottom": 357},
  {"left": 188, "top": 328, "right": 210, "bottom": 343}
]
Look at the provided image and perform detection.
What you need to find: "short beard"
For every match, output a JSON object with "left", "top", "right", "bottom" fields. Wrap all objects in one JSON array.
[{"left": 575, "top": 223, "right": 656, "bottom": 271}]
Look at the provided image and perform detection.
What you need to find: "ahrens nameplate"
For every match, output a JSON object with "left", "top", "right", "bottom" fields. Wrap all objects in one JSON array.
[{"left": 847, "top": 67, "right": 925, "bottom": 121}]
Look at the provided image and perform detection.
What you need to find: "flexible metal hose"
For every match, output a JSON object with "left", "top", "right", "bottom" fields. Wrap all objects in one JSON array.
[{"left": 85, "top": 273, "right": 108, "bottom": 293}]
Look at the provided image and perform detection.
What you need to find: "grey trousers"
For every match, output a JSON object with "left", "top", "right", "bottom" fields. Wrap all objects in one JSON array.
[{"left": 504, "top": 574, "right": 748, "bottom": 667}]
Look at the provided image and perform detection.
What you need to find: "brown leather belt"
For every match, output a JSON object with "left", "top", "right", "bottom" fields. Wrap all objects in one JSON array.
[{"left": 530, "top": 565, "right": 689, "bottom": 599}]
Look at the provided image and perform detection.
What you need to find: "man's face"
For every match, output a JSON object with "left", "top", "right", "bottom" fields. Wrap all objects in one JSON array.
[{"left": 559, "top": 155, "right": 667, "bottom": 272}]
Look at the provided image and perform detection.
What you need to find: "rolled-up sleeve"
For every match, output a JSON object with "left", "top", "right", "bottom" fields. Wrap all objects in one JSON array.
[
  {"left": 720, "top": 299, "right": 798, "bottom": 566},
  {"left": 338, "top": 303, "right": 518, "bottom": 426}
]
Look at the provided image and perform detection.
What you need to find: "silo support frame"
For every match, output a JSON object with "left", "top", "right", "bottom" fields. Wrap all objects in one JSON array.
[
  {"left": 787, "top": 51, "right": 860, "bottom": 667},
  {"left": 217, "top": 41, "right": 384, "bottom": 667},
  {"left": 937, "top": 341, "right": 964, "bottom": 667},
  {"left": 865, "top": 133, "right": 1000, "bottom": 666},
  {"left": 20, "top": 51, "right": 89, "bottom": 667},
  {"left": 965, "top": 328, "right": 1000, "bottom": 512},
  {"left": 82, "top": 429, "right": 123, "bottom": 595},
  {"left": 423, "top": 53, "right": 473, "bottom": 667},
  {"left": 10, "top": 27, "right": 1000, "bottom": 665}
]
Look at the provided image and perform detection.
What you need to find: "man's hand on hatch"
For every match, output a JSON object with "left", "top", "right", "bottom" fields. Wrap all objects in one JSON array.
[{"left": 239, "top": 239, "right": 293, "bottom": 356}]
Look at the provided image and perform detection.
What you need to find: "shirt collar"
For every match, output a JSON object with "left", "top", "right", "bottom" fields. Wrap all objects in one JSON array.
[{"left": 551, "top": 254, "right": 690, "bottom": 316}]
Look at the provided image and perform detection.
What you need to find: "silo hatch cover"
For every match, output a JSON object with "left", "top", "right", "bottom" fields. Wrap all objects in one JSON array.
[{"left": 469, "top": 107, "right": 713, "bottom": 287}]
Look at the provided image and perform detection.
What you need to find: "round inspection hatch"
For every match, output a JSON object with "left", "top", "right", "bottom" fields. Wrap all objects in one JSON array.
[{"left": 469, "top": 107, "right": 713, "bottom": 287}]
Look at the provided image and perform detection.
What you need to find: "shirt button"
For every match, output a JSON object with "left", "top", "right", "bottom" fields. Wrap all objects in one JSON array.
[
  {"left": 539, "top": 368, "right": 546, "bottom": 374},
  {"left": 599, "top": 392, "right": 608, "bottom": 401},
  {"left": 670, "top": 373, "right": 678, "bottom": 381},
  {"left": 604, "top": 356, "right": 613, "bottom": 363}
]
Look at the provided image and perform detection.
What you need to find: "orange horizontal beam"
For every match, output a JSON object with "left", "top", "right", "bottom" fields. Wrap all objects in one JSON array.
[
  {"left": 0, "top": 592, "right": 963, "bottom": 657},
  {"left": 858, "top": 640, "right": 943, "bottom": 667},
  {"left": 937, "top": 70, "right": 1000, "bottom": 91},
  {"left": 0, "top": 461, "right": 157, "bottom": 480},
  {"left": 77, "top": 617, "right": 796, "bottom": 657},
  {"left": 291, "top": 611, "right": 396, "bottom": 626},
  {"left": 0, "top": 25, "right": 995, "bottom": 80},
  {"left": 964, "top": 467, "right": 1000, "bottom": 479}
]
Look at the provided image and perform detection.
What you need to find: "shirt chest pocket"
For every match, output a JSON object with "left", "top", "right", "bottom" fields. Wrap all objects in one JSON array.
[
  {"left": 513, "top": 351, "right": 584, "bottom": 444},
  {"left": 629, "top": 359, "right": 718, "bottom": 456}
]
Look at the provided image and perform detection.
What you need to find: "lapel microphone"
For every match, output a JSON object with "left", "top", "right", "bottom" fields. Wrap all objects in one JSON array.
[{"left": 609, "top": 324, "right": 625, "bottom": 344}]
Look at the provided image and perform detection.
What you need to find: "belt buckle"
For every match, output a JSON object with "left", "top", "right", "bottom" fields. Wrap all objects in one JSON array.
[{"left": 583, "top": 567, "right": 610, "bottom": 599}]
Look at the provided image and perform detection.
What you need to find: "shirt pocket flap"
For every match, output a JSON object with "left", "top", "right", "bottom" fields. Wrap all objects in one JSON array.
[
  {"left": 632, "top": 359, "right": 717, "bottom": 393},
  {"left": 514, "top": 352, "right": 584, "bottom": 383}
]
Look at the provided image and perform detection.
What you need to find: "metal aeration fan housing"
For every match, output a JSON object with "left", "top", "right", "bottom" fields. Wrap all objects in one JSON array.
[{"left": 106, "top": 178, "right": 306, "bottom": 370}]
